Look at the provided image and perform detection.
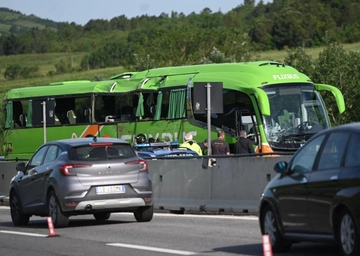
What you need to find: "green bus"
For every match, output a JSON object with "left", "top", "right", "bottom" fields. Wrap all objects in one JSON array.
[{"left": 3, "top": 61, "right": 345, "bottom": 159}]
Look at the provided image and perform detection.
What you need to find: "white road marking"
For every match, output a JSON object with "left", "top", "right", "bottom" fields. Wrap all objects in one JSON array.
[
  {"left": 154, "top": 213, "right": 258, "bottom": 220},
  {"left": 114, "top": 212, "right": 258, "bottom": 220},
  {"left": 0, "top": 230, "right": 48, "bottom": 237},
  {"left": 107, "top": 243, "right": 197, "bottom": 255}
]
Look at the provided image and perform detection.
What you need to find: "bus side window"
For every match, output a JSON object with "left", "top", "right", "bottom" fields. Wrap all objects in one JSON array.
[
  {"left": 13, "top": 101, "right": 23, "bottom": 127},
  {"left": 120, "top": 106, "right": 135, "bottom": 121},
  {"left": 161, "top": 104, "right": 168, "bottom": 119}
]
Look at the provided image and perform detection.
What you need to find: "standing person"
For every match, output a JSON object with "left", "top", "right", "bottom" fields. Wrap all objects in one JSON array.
[
  {"left": 179, "top": 133, "right": 203, "bottom": 156},
  {"left": 198, "top": 139, "right": 208, "bottom": 155},
  {"left": 235, "top": 130, "right": 255, "bottom": 154},
  {"left": 211, "top": 130, "right": 230, "bottom": 155}
]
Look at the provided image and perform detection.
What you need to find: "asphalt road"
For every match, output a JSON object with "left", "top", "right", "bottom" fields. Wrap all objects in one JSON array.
[{"left": 0, "top": 206, "right": 341, "bottom": 256}]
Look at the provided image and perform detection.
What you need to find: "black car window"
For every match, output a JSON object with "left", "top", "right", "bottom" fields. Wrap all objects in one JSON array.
[
  {"left": 317, "top": 132, "right": 349, "bottom": 170},
  {"left": 69, "top": 144, "right": 136, "bottom": 161},
  {"left": 44, "top": 145, "right": 61, "bottom": 164},
  {"left": 290, "top": 134, "right": 325, "bottom": 174},
  {"left": 345, "top": 133, "right": 360, "bottom": 167},
  {"left": 26, "top": 146, "right": 49, "bottom": 170}
]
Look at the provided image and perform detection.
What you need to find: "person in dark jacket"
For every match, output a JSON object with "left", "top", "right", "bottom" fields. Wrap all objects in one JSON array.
[
  {"left": 211, "top": 130, "right": 230, "bottom": 155},
  {"left": 235, "top": 130, "right": 255, "bottom": 154},
  {"left": 198, "top": 139, "right": 208, "bottom": 155}
]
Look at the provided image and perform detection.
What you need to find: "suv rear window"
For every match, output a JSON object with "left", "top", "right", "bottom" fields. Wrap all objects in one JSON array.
[{"left": 69, "top": 144, "right": 136, "bottom": 161}]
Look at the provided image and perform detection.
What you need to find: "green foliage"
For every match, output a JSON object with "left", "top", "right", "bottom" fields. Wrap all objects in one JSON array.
[
  {"left": 200, "top": 47, "right": 235, "bottom": 64},
  {"left": 0, "top": 8, "right": 58, "bottom": 35},
  {"left": 4, "top": 64, "right": 40, "bottom": 80},
  {"left": 284, "top": 46, "right": 314, "bottom": 75},
  {"left": 4, "top": 64, "right": 21, "bottom": 79},
  {"left": 80, "top": 39, "right": 134, "bottom": 70},
  {"left": 54, "top": 59, "right": 74, "bottom": 74},
  {"left": 134, "top": 54, "right": 156, "bottom": 71},
  {"left": 0, "top": 66, "right": 125, "bottom": 94},
  {"left": 2, "top": 0, "right": 360, "bottom": 61},
  {"left": 283, "top": 42, "right": 360, "bottom": 126},
  {"left": 312, "top": 43, "right": 360, "bottom": 125},
  {"left": 0, "top": 94, "right": 6, "bottom": 156}
]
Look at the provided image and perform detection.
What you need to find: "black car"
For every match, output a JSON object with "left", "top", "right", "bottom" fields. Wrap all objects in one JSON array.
[
  {"left": 259, "top": 122, "right": 360, "bottom": 256},
  {"left": 9, "top": 137, "right": 153, "bottom": 228}
]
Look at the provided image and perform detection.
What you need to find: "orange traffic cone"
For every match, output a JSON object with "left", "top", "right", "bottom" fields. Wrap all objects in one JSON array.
[
  {"left": 262, "top": 234, "right": 273, "bottom": 256},
  {"left": 47, "top": 217, "right": 57, "bottom": 237}
]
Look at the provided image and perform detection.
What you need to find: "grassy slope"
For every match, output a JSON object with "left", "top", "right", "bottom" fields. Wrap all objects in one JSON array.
[
  {"left": 0, "top": 52, "right": 88, "bottom": 76},
  {"left": 0, "top": 66, "right": 125, "bottom": 94},
  {"left": 0, "top": 42, "right": 359, "bottom": 94},
  {"left": 257, "top": 42, "right": 360, "bottom": 61},
  {"left": 0, "top": 10, "right": 56, "bottom": 34}
]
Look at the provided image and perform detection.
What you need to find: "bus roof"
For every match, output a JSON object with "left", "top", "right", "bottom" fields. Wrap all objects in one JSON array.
[
  {"left": 4, "top": 80, "right": 133, "bottom": 100},
  {"left": 5, "top": 61, "right": 312, "bottom": 101},
  {"left": 116, "top": 61, "right": 312, "bottom": 90}
]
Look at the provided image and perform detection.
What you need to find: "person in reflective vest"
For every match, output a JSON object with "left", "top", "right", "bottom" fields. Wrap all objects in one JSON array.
[{"left": 179, "top": 133, "right": 203, "bottom": 156}]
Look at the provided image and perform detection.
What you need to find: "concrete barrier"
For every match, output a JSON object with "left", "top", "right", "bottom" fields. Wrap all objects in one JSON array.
[
  {"left": 147, "top": 155, "right": 292, "bottom": 214},
  {"left": 0, "top": 156, "right": 293, "bottom": 213},
  {"left": 149, "top": 159, "right": 211, "bottom": 212},
  {"left": 206, "top": 156, "right": 291, "bottom": 214},
  {"left": 0, "top": 162, "right": 17, "bottom": 197}
]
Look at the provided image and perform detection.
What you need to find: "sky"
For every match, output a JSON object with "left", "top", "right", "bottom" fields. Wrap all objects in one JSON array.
[{"left": 1, "top": 0, "right": 272, "bottom": 25}]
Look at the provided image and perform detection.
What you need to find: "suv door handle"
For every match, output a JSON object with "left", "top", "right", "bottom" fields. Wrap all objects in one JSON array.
[
  {"left": 330, "top": 175, "right": 338, "bottom": 181},
  {"left": 300, "top": 176, "right": 308, "bottom": 184}
]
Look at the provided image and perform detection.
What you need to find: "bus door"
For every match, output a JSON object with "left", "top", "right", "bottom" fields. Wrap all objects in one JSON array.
[
  {"left": 32, "top": 99, "right": 55, "bottom": 126},
  {"left": 238, "top": 109, "right": 259, "bottom": 146}
]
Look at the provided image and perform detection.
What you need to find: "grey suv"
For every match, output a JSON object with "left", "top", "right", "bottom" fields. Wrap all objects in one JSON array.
[{"left": 9, "top": 137, "right": 153, "bottom": 228}]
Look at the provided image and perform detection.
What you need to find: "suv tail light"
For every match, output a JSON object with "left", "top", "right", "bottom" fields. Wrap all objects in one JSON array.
[
  {"left": 125, "top": 159, "right": 148, "bottom": 172},
  {"left": 59, "top": 164, "right": 92, "bottom": 176}
]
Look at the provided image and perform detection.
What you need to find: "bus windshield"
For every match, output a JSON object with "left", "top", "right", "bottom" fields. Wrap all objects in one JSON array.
[{"left": 262, "top": 83, "right": 329, "bottom": 150}]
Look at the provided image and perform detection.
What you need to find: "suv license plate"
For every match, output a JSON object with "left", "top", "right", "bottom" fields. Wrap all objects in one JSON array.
[{"left": 96, "top": 185, "right": 125, "bottom": 194}]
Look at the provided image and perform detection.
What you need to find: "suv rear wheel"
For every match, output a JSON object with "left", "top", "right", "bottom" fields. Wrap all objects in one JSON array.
[
  {"left": 48, "top": 191, "right": 69, "bottom": 228},
  {"left": 134, "top": 204, "right": 154, "bottom": 222},
  {"left": 338, "top": 209, "right": 360, "bottom": 256},
  {"left": 10, "top": 191, "right": 30, "bottom": 226}
]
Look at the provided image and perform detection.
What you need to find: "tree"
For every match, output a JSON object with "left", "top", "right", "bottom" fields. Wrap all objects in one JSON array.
[
  {"left": 4, "top": 64, "right": 21, "bottom": 80},
  {"left": 134, "top": 54, "right": 156, "bottom": 71},
  {"left": 84, "top": 19, "right": 111, "bottom": 33},
  {"left": 110, "top": 15, "right": 130, "bottom": 31},
  {"left": 200, "top": 47, "right": 235, "bottom": 64},
  {"left": 312, "top": 43, "right": 360, "bottom": 125},
  {"left": 284, "top": 46, "right": 314, "bottom": 75},
  {"left": 2, "top": 34, "right": 20, "bottom": 55},
  {"left": 271, "top": 8, "right": 308, "bottom": 49},
  {"left": 248, "top": 17, "right": 274, "bottom": 50}
]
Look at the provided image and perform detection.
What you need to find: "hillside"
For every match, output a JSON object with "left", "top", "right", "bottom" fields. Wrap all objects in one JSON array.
[
  {"left": 1, "top": 41, "right": 360, "bottom": 95},
  {"left": 0, "top": 7, "right": 59, "bottom": 35}
]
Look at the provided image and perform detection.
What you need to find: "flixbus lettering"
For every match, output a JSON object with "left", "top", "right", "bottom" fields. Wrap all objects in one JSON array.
[{"left": 272, "top": 74, "right": 300, "bottom": 80}]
